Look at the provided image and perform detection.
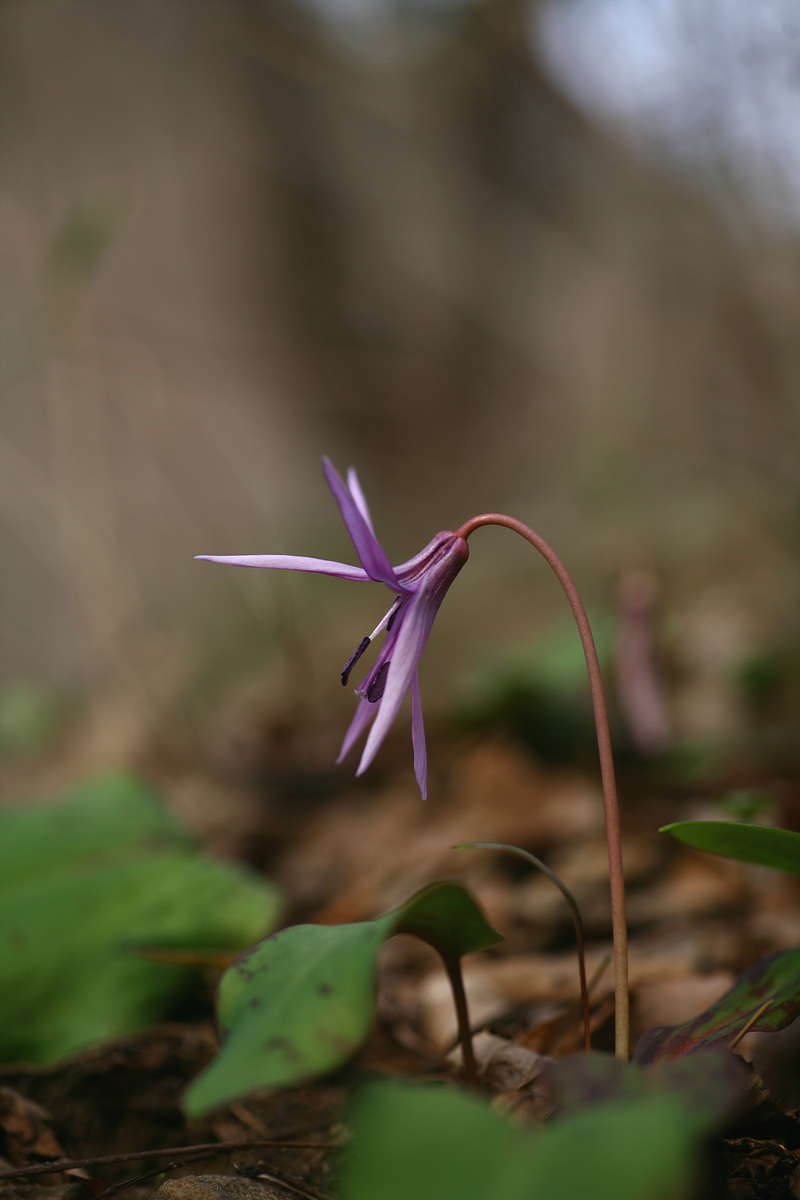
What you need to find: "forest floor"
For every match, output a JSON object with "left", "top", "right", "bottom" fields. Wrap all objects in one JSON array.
[{"left": 3, "top": 719, "right": 800, "bottom": 1200}]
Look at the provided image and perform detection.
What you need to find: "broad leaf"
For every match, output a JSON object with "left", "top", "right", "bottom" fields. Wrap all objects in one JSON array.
[
  {"left": 0, "top": 773, "right": 281, "bottom": 1063},
  {"left": 339, "top": 1067, "right": 738, "bottom": 1200},
  {"left": 0, "top": 772, "right": 186, "bottom": 889},
  {"left": 634, "top": 945, "right": 800, "bottom": 1063},
  {"left": 183, "top": 881, "right": 501, "bottom": 1115},
  {"left": 662, "top": 820, "right": 800, "bottom": 875}
]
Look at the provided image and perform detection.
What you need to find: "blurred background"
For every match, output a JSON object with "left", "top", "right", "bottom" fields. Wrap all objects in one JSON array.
[{"left": 3, "top": 0, "right": 800, "bottom": 803}]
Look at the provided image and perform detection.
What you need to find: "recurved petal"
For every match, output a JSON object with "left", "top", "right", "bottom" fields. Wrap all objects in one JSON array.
[
  {"left": 346, "top": 467, "right": 376, "bottom": 536},
  {"left": 411, "top": 671, "right": 427, "bottom": 800},
  {"left": 355, "top": 595, "right": 434, "bottom": 777},
  {"left": 195, "top": 554, "right": 371, "bottom": 581},
  {"left": 322, "top": 457, "right": 400, "bottom": 589},
  {"left": 337, "top": 695, "right": 379, "bottom": 763},
  {"left": 395, "top": 531, "right": 469, "bottom": 587},
  {"left": 356, "top": 535, "right": 468, "bottom": 780}
]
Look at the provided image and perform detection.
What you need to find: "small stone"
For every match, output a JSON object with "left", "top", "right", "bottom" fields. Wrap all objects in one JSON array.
[{"left": 151, "top": 1175, "right": 297, "bottom": 1200}]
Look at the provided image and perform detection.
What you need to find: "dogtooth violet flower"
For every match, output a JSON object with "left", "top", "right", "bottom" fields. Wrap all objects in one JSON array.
[{"left": 196, "top": 458, "right": 469, "bottom": 798}]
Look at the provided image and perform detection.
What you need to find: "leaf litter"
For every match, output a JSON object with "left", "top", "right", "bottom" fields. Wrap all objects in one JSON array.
[{"left": 5, "top": 730, "right": 800, "bottom": 1200}]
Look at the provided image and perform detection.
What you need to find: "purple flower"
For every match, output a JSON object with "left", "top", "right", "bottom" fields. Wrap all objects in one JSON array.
[{"left": 196, "top": 458, "right": 468, "bottom": 798}]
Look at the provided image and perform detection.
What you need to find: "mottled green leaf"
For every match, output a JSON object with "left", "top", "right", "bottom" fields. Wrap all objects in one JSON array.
[
  {"left": 662, "top": 820, "right": 800, "bottom": 875},
  {"left": 634, "top": 946, "right": 800, "bottom": 1063},
  {"left": 0, "top": 773, "right": 281, "bottom": 1063},
  {"left": 184, "top": 882, "right": 501, "bottom": 1115}
]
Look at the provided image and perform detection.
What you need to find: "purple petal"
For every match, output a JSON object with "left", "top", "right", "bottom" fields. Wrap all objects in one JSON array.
[
  {"left": 356, "top": 591, "right": 436, "bottom": 777},
  {"left": 346, "top": 468, "right": 376, "bottom": 535},
  {"left": 337, "top": 695, "right": 378, "bottom": 763},
  {"left": 195, "top": 554, "right": 370, "bottom": 582},
  {"left": 395, "top": 531, "right": 461, "bottom": 587},
  {"left": 411, "top": 671, "right": 427, "bottom": 800},
  {"left": 356, "top": 536, "right": 468, "bottom": 779},
  {"left": 322, "top": 458, "right": 400, "bottom": 589}
]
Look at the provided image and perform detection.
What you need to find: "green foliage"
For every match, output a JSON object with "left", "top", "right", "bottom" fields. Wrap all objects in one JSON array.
[
  {"left": 0, "top": 772, "right": 281, "bottom": 1063},
  {"left": 339, "top": 1058, "right": 740, "bottom": 1200},
  {"left": 455, "top": 616, "right": 614, "bottom": 763},
  {"left": 44, "top": 194, "right": 122, "bottom": 289},
  {"left": 183, "top": 881, "right": 501, "bottom": 1115},
  {"left": 0, "top": 682, "right": 65, "bottom": 758},
  {"left": 634, "top": 945, "right": 800, "bottom": 1063},
  {"left": 716, "top": 790, "right": 772, "bottom": 822},
  {"left": 662, "top": 819, "right": 800, "bottom": 874}
]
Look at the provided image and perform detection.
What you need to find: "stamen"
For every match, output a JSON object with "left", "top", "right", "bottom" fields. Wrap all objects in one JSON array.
[
  {"left": 341, "top": 637, "right": 371, "bottom": 686},
  {"left": 369, "top": 597, "right": 402, "bottom": 641},
  {"left": 342, "top": 599, "right": 403, "bottom": 688},
  {"left": 386, "top": 599, "right": 404, "bottom": 632},
  {"left": 367, "top": 662, "right": 390, "bottom": 702}
]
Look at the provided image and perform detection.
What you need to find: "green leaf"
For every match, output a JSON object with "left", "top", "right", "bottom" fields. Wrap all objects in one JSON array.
[
  {"left": 0, "top": 773, "right": 281, "bottom": 1063},
  {"left": 183, "top": 881, "right": 501, "bottom": 1116},
  {"left": 455, "top": 617, "right": 614, "bottom": 764},
  {"left": 0, "top": 773, "right": 186, "bottom": 890},
  {"left": 45, "top": 194, "right": 122, "bottom": 288},
  {"left": 634, "top": 945, "right": 800, "bottom": 1063},
  {"left": 662, "top": 820, "right": 800, "bottom": 875},
  {"left": 339, "top": 1072, "right": 732, "bottom": 1200}
]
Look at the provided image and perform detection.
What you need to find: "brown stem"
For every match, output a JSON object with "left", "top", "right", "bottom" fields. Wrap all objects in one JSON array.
[
  {"left": 457, "top": 842, "right": 591, "bottom": 1051},
  {"left": 442, "top": 954, "right": 480, "bottom": 1087},
  {"left": 455, "top": 513, "right": 629, "bottom": 1060}
]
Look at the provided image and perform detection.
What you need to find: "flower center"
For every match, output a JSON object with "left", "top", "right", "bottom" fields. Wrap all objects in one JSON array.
[{"left": 340, "top": 597, "right": 404, "bottom": 687}]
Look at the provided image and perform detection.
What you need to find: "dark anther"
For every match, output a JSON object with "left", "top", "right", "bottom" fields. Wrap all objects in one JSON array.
[
  {"left": 386, "top": 599, "right": 403, "bottom": 632},
  {"left": 341, "top": 636, "right": 371, "bottom": 686},
  {"left": 367, "top": 662, "right": 390, "bottom": 702}
]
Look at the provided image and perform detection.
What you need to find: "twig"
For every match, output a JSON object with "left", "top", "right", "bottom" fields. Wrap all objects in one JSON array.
[
  {"left": 92, "top": 1156, "right": 212, "bottom": 1200},
  {"left": 730, "top": 1000, "right": 773, "bottom": 1050},
  {"left": 0, "top": 1139, "right": 334, "bottom": 1182},
  {"left": 255, "top": 1170, "right": 327, "bottom": 1200}
]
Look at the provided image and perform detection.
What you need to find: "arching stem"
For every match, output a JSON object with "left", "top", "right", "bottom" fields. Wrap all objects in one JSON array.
[
  {"left": 457, "top": 841, "right": 591, "bottom": 1051},
  {"left": 455, "top": 513, "right": 629, "bottom": 1060}
]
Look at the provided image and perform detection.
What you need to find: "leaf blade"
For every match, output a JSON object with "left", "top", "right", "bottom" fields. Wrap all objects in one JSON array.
[
  {"left": 0, "top": 774, "right": 281, "bottom": 1063},
  {"left": 634, "top": 945, "right": 800, "bottom": 1063},
  {"left": 184, "top": 882, "right": 501, "bottom": 1115},
  {"left": 661, "top": 820, "right": 800, "bottom": 875}
]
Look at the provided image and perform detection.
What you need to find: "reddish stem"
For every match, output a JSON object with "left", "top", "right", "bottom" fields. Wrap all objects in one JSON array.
[{"left": 455, "top": 513, "right": 629, "bottom": 1060}]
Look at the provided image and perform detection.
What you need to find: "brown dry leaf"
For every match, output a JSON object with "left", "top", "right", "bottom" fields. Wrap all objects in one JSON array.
[
  {"left": 0, "top": 1090, "right": 93, "bottom": 1200},
  {"left": 627, "top": 856, "right": 745, "bottom": 924},
  {"left": 0, "top": 1027, "right": 217, "bottom": 1166},
  {"left": 0, "top": 1185, "right": 94, "bottom": 1200},
  {"left": 514, "top": 995, "right": 616, "bottom": 1057},
  {"left": 282, "top": 741, "right": 609, "bottom": 924},
  {"left": 515, "top": 834, "right": 663, "bottom": 933},
  {"left": 442, "top": 742, "right": 606, "bottom": 846},
  {"left": 446, "top": 1032, "right": 547, "bottom": 1093},
  {"left": 416, "top": 923, "right": 742, "bottom": 1050},
  {"left": 0, "top": 1089, "right": 64, "bottom": 1168}
]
